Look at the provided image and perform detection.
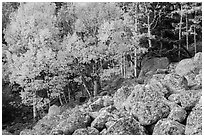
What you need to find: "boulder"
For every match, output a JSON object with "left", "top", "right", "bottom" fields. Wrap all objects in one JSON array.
[
  {"left": 194, "top": 70, "right": 202, "bottom": 88},
  {"left": 175, "top": 58, "right": 196, "bottom": 76},
  {"left": 180, "top": 89, "right": 201, "bottom": 110},
  {"left": 113, "top": 86, "right": 133, "bottom": 110},
  {"left": 185, "top": 98, "right": 202, "bottom": 135},
  {"left": 124, "top": 84, "right": 170, "bottom": 125},
  {"left": 100, "top": 128, "right": 107, "bottom": 135},
  {"left": 184, "top": 68, "right": 201, "bottom": 87},
  {"left": 153, "top": 118, "right": 185, "bottom": 135},
  {"left": 88, "top": 111, "right": 99, "bottom": 119},
  {"left": 130, "top": 101, "right": 170, "bottom": 126},
  {"left": 167, "top": 106, "right": 187, "bottom": 123},
  {"left": 20, "top": 129, "right": 36, "bottom": 135},
  {"left": 88, "top": 95, "right": 114, "bottom": 111},
  {"left": 102, "top": 95, "right": 114, "bottom": 107},
  {"left": 147, "top": 77, "right": 169, "bottom": 96},
  {"left": 105, "top": 117, "right": 146, "bottom": 135},
  {"left": 123, "top": 84, "right": 146, "bottom": 111},
  {"left": 32, "top": 124, "right": 52, "bottom": 135},
  {"left": 164, "top": 100, "right": 181, "bottom": 111},
  {"left": 150, "top": 74, "right": 166, "bottom": 81},
  {"left": 168, "top": 62, "right": 178, "bottom": 73},
  {"left": 91, "top": 110, "right": 115, "bottom": 131},
  {"left": 78, "top": 104, "right": 90, "bottom": 113},
  {"left": 56, "top": 110, "right": 91, "bottom": 134},
  {"left": 73, "top": 127, "right": 99, "bottom": 135},
  {"left": 175, "top": 52, "right": 202, "bottom": 87},
  {"left": 50, "top": 129, "right": 64, "bottom": 135},
  {"left": 139, "top": 57, "right": 169, "bottom": 78},
  {"left": 89, "top": 97, "right": 104, "bottom": 112},
  {"left": 60, "top": 107, "right": 75, "bottom": 119},
  {"left": 47, "top": 105, "right": 61, "bottom": 119},
  {"left": 168, "top": 94, "right": 181, "bottom": 104},
  {"left": 99, "top": 105, "right": 117, "bottom": 114},
  {"left": 31, "top": 116, "right": 62, "bottom": 135},
  {"left": 155, "top": 68, "right": 169, "bottom": 74},
  {"left": 185, "top": 69, "right": 202, "bottom": 88},
  {"left": 163, "top": 73, "right": 188, "bottom": 94},
  {"left": 113, "top": 109, "right": 132, "bottom": 119},
  {"left": 2, "top": 130, "right": 13, "bottom": 135},
  {"left": 193, "top": 52, "right": 202, "bottom": 64},
  {"left": 105, "top": 108, "right": 134, "bottom": 122},
  {"left": 105, "top": 120, "right": 116, "bottom": 129}
]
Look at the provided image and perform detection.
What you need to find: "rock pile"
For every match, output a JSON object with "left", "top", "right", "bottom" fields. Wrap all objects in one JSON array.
[{"left": 19, "top": 52, "right": 202, "bottom": 135}]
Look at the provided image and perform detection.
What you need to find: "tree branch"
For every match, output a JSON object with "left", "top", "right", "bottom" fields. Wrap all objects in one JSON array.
[{"left": 151, "top": 9, "right": 163, "bottom": 30}]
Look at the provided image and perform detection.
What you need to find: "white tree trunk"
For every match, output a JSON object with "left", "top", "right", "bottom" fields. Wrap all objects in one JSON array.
[
  {"left": 120, "top": 54, "right": 123, "bottom": 77},
  {"left": 186, "top": 15, "right": 189, "bottom": 50},
  {"left": 33, "top": 91, "right": 37, "bottom": 121},
  {"left": 194, "top": 25, "right": 197, "bottom": 54},
  {"left": 134, "top": 48, "right": 137, "bottom": 77},
  {"left": 178, "top": 6, "right": 183, "bottom": 60},
  {"left": 147, "top": 14, "right": 152, "bottom": 48}
]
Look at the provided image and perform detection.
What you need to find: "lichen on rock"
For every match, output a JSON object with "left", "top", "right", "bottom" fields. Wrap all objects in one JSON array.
[
  {"left": 56, "top": 110, "right": 91, "bottom": 134},
  {"left": 185, "top": 98, "right": 202, "bottom": 135},
  {"left": 72, "top": 127, "right": 99, "bottom": 135},
  {"left": 153, "top": 118, "right": 185, "bottom": 135},
  {"left": 105, "top": 117, "right": 146, "bottom": 135},
  {"left": 167, "top": 106, "right": 187, "bottom": 123},
  {"left": 123, "top": 84, "right": 170, "bottom": 125}
]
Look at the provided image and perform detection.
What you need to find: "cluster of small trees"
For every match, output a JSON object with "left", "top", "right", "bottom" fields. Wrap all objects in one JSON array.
[{"left": 2, "top": 2, "right": 202, "bottom": 120}]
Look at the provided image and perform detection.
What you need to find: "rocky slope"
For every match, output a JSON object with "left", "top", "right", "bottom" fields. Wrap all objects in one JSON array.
[{"left": 7, "top": 52, "right": 202, "bottom": 135}]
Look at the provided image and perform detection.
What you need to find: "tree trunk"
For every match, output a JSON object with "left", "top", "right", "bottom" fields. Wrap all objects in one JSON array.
[
  {"left": 120, "top": 54, "right": 123, "bottom": 77},
  {"left": 134, "top": 48, "right": 137, "bottom": 77},
  {"left": 130, "top": 54, "right": 133, "bottom": 68},
  {"left": 67, "top": 86, "right": 70, "bottom": 102},
  {"left": 147, "top": 13, "right": 152, "bottom": 48},
  {"left": 160, "top": 31, "right": 163, "bottom": 56},
  {"left": 148, "top": 29, "right": 152, "bottom": 48},
  {"left": 186, "top": 15, "right": 189, "bottom": 50},
  {"left": 178, "top": 6, "right": 183, "bottom": 60},
  {"left": 194, "top": 25, "right": 197, "bottom": 54},
  {"left": 81, "top": 75, "right": 92, "bottom": 97},
  {"left": 134, "top": 8, "right": 138, "bottom": 78},
  {"left": 93, "top": 80, "right": 98, "bottom": 97},
  {"left": 59, "top": 95, "right": 63, "bottom": 106},
  {"left": 93, "top": 76, "right": 101, "bottom": 97},
  {"left": 33, "top": 91, "right": 37, "bottom": 121},
  {"left": 123, "top": 53, "right": 126, "bottom": 78},
  {"left": 160, "top": 42, "right": 163, "bottom": 56}
]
